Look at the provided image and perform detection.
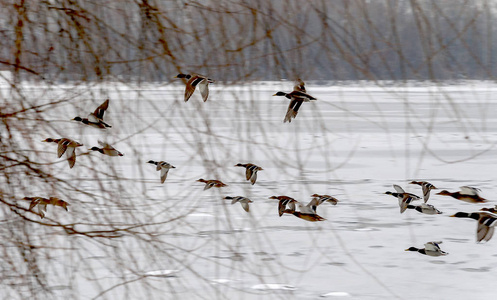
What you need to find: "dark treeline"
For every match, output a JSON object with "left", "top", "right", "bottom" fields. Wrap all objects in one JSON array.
[{"left": 1, "top": 0, "right": 496, "bottom": 83}]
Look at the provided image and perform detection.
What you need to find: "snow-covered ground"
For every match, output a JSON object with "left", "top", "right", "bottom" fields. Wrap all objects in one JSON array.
[{"left": 2, "top": 81, "right": 497, "bottom": 299}]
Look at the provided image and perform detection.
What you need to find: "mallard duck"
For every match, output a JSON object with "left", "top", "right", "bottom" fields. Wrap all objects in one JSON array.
[
  {"left": 147, "top": 160, "right": 175, "bottom": 183},
  {"left": 437, "top": 186, "right": 487, "bottom": 203},
  {"left": 406, "top": 203, "right": 443, "bottom": 215},
  {"left": 269, "top": 196, "right": 298, "bottom": 217},
  {"left": 283, "top": 210, "right": 326, "bottom": 222},
  {"left": 42, "top": 138, "right": 83, "bottom": 168},
  {"left": 197, "top": 179, "right": 227, "bottom": 190},
  {"left": 409, "top": 181, "right": 437, "bottom": 203},
  {"left": 311, "top": 194, "right": 339, "bottom": 206},
  {"left": 225, "top": 196, "right": 252, "bottom": 212},
  {"left": 24, "top": 196, "right": 69, "bottom": 219},
  {"left": 174, "top": 73, "right": 214, "bottom": 102},
  {"left": 450, "top": 211, "right": 497, "bottom": 242},
  {"left": 385, "top": 185, "right": 421, "bottom": 213},
  {"left": 89, "top": 141, "right": 124, "bottom": 156},
  {"left": 234, "top": 163, "right": 263, "bottom": 185},
  {"left": 273, "top": 80, "right": 317, "bottom": 123},
  {"left": 72, "top": 99, "right": 111, "bottom": 128},
  {"left": 405, "top": 241, "right": 448, "bottom": 256}
]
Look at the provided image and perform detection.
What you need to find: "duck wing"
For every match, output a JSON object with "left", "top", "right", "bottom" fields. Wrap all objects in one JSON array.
[
  {"left": 393, "top": 185, "right": 405, "bottom": 193},
  {"left": 422, "top": 184, "right": 432, "bottom": 203},
  {"left": 425, "top": 241, "right": 442, "bottom": 251},
  {"left": 477, "top": 223, "right": 494, "bottom": 242},
  {"left": 66, "top": 147, "right": 76, "bottom": 168},
  {"left": 160, "top": 168, "right": 169, "bottom": 184},
  {"left": 57, "top": 140, "right": 68, "bottom": 158},
  {"left": 93, "top": 99, "right": 109, "bottom": 120},
  {"left": 460, "top": 186, "right": 480, "bottom": 196},
  {"left": 293, "top": 79, "right": 306, "bottom": 93},
  {"left": 198, "top": 80, "right": 209, "bottom": 102},
  {"left": 284, "top": 99, "right": 303, "bottom": 123},
  {"left": 240, "top": 201, "right": 250, "bottom": 212}
]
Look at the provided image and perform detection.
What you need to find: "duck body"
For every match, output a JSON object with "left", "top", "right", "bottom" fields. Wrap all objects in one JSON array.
[
  {"left": 24, "top": 196, "right": 69, "bottom": 219},
  {"left": 311, "top": 194, "right": 339, "bottom": 206},
  {"left": 450, "top": 211, "right": 497, "bottom": 242},
  {"left": 42, "top": 137, "right": 83, "bottom": 168},
  {"left": 225, "top": 196, "right": 253, "bottom": 212},
  {"left": 73, "top": 99, "right": 111, "bottom": 128},
  {"left": 273, "top": 80, "right": 317, "bottom": 123},
  {"left": 406, "top": 203, "right": 443, "bottom": 215},
  {"left": 283, "top": 210, "right": 326, "bottom": 222},
  {"left": 409, "top": 180, "right": 437, "bottom": 203},
  {"left": 175, "top": 73, "right": 214, "bottom": 102},
  {"left": 89, "top": 141, "right": 124, "bottom": 156},
  {"left": 197, "top": 179, "right": 227, "bottom": 190},
  {"left": 269, "top": 196, "right": 298, "bottom": 217},
  {"left": 234, "top": 163, "right": 263, "bottom": 185},
  {"left": 147, "top": 160, "right": 175, "bottom": 183},
  {"left": 405, "top": 241, "right": 448, "bottom": 256},
  {"left": 385, "top": 185, "right": 421, "bottom": 213},
  {"left": 437, "top": 186, "right": 486, "bottom": 203}
]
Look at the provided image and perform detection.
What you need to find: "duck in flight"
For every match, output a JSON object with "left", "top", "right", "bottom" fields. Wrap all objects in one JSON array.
[
  {"left": 235, "top": 163, "right": 263, "bottom": 185},
  {"left": 147, "top": 160, "right": 175, "bottom": 183},
  {"left": 73, "top": 99, "right": 112, "bottom": 129},
  {"left": 273, "top": 79, "right": 317, "bottom": 123},
  {"left": 174, "top": 73, "right": 214, "bottom": 102},
  {"left": 385, "top": 184, "right": 421, "bottom": 213},
  {"left": 89, "top": 141, "right": 124, "bottom": 156},
  {"left": 225, "top": 196, "right": 253, "bottom": 212},
  {"left": 437, "top": 186, "right": 487, "bottom": 203},
  {"left": 24, "top": 196, "right": 69, "bottom": 219},
  {"left": 405, "top": 241, "right": 448, "bottom": 256},
  {"left": 42, "top": 137, "right": 83, "bottom": 169},
  {"left": 450, "top": 211, "right": 497, "bottom": 242}
]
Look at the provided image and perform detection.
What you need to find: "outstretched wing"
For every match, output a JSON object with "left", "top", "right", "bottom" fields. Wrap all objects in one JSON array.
[
  {"left": 393, "top": 185, "right": 405, "bottom": 193},
  {"left": 460, "top": 186, "right": 480, "bottom": 196},
  {"left": 160, "top": 168, "right": 169, "bottom": 184},
  {"left": 241, "top": 202, "right": 250, "bottom": 212},
  {"left": 198, "top": 80, "right": 209, "bottom": 102},
  {"left": 93, "top": 99, "right": 109, "bottom": 120},
  {"left": 66, "top": 147, "right": 76, "bottom": 168},
  {"left": 284, "top": 99, "right": 303, "bottom": 123},
  {"left": 57, "top": 141, "right": 68, "bottom": 158}
]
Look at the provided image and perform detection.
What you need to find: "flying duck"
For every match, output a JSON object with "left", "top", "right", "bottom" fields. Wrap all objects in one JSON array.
[
  {"left": 437, "top": 186, "right": 487, "bottom": 203},
  {"left": 72, "top": 99, "right": 111, "bottom": 128},
  {"left": 42, "top": 138, "right": 83, "bottom": 168},
  {"left": 385, "top": 184, "right": 421, "bottom": 213},
  {"left": 174, "top": 73, "right": 214, "bottom": 102},
  {"left": 450, "top": 211, "right": 497, "bottom": 242},
  {"left": 197, "top": 179, "right": 227, "bottom": 190},
  {"left": 234, "top": 163, "right": 263, "bottom": 185},
  {"left": 24, "top": 196, "right": 69, "bottom": 219},
  {"left": 147, "top": 160, "right": 175, "bottom": 183},
  {"left": 405, "top": 241, "right": 448, "bottom": 256},
  {"left": 273, "top": 80, "right": 317, "bottom": 123},
  {"left": 89, "top": 141, "right": 124, "bottom": 156},
  {"left": 225, "top": 196, "right": 253, "bottom": 212},
  {"left": 409, "top": 181, "right": 437, "bottom": 203}
]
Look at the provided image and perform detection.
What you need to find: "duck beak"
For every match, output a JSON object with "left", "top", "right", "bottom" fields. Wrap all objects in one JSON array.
[
  {"left": 449, "top": 215, "right": 455, "bottom": 217},
  {"left": 272, "top": 94, "right": 278, "bottom": 96},
  {"left": 404, "top": 249, "right": 410, "bottom": 251}
]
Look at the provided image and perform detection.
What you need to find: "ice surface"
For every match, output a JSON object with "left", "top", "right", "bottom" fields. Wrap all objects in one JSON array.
[{"left": 3, "top": 81, "right": 497, "bottom": 299}]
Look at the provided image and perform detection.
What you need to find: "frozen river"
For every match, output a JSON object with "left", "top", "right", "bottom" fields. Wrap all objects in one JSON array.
[{"left": 3, "top": 81, "right": 497, "bottom": 299}]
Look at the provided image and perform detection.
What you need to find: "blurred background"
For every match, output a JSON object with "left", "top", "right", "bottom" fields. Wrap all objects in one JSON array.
[{"left": 1, "top": 1, "right": 497, "bottom": 299}]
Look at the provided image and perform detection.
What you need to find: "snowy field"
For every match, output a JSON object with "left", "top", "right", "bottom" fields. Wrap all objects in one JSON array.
[{"left": 3, "top": 81, "right": 497, "bottom": 299}]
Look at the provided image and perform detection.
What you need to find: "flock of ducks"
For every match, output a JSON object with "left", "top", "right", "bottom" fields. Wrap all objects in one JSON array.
[
  {"left": 23, "top": 75, "right": 496, "bottom": 258},
  {"left": 25, "top": 76, "right": 327, "bottom": 222},
  {"left": 385, "top": 181, "right": 497, "bottom": 256}
]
